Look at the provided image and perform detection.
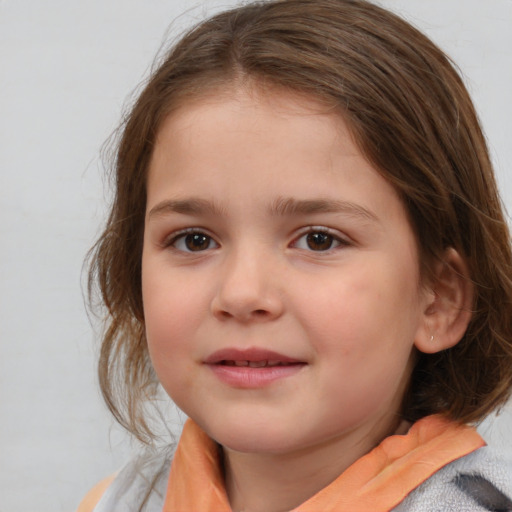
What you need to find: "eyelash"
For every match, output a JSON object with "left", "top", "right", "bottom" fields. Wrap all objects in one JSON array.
[
  {"left": 163, "top": 228, "right": 219, "bottom": 253},
  {"left": 163, "top": 226, "right": 350, "bottom": 253},
  {"left": 291, "top": 227, "right": 350, "bottom": 252}
]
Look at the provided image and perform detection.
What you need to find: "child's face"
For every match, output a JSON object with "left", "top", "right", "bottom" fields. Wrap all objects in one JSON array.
[{"left": 142, "top": 87, "right": 432, "bottom": 456}]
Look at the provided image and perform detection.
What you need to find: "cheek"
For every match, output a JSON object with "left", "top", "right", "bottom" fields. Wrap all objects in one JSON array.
[
  {"left": 298, "top": 261, "right": 422, "bottom": 357},
  {"left": 142, "top": 268, "right": 201, "bottom": 381},
  {"left": 144, "top": 307, "right": 198, "bottom": 395},
  {"left": 304, "top": 274, "right": 417, "bottom": 418},
  {"left": 143, "top": 258, "right": 204, "bottom": 330}
]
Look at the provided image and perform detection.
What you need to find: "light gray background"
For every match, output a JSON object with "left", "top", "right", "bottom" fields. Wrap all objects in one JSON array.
[{"left": 1, "top": 1, "right": 511, "bottom": 511}]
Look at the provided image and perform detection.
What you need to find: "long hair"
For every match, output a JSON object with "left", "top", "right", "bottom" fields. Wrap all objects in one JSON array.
[{"left": 88, "top": 0, "right": 512, "bottom": 441}]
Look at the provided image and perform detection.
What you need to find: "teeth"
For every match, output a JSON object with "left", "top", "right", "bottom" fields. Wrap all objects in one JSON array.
[
  {"left": 221, "top": 360, "right": 295, "bottom": 367},
  {"left": 248, "top": 361, "right": 267, "bottom": 368}
]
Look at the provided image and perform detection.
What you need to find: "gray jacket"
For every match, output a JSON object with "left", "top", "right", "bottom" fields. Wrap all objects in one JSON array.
[{"left": 93, "top": 445, "right": 512, "bottom": 512}]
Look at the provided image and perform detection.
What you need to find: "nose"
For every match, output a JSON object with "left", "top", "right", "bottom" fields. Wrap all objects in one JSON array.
[{"left": 211, "top": 248, "right": 284, "bottom": 323}]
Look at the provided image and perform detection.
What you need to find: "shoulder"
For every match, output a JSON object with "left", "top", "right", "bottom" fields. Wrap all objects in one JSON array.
[
  {"left": 393, "top": 445, "right": 512, "bottom": 512},
  {"left": 76, "top": 475, "right": 116, "bottom": 512},
  {"left": 76, "top": 447, "right": 174, "bottom": 512}
]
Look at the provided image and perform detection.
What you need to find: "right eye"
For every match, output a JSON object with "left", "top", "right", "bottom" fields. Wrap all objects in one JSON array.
[{"left": 169, "top": 231, "right": 218, "bottom": 252}]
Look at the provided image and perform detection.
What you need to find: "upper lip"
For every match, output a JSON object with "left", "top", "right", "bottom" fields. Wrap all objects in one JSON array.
[{"left": 204, "top": 347, "right": 304, "bottom": 365}]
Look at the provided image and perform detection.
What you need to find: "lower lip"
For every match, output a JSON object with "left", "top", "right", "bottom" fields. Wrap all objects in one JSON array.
[{"left": 207, "top": 364, "right": 305, "bottom": 388}]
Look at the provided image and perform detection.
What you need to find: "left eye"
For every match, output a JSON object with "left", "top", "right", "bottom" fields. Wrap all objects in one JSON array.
[
  {"left": 293, "top": 230, "right": 345, "bottom": 251},
  {"left": 171, "top": 232, "right": 218, "bottom": 252}
]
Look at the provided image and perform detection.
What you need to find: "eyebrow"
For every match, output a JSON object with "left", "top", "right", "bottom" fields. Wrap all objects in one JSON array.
[
  {"left": 147, "top": 196, "right": 378, "bottom": 223},
  {"left": 269, "top": 197, "right": 379, "bottom": 222},
  {"left": 148, "top": 198, "right": 226, "bottom": 219}
]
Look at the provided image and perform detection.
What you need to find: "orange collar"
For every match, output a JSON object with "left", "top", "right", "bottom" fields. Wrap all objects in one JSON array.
[{"left": 164, "top": 416, "right": 484, "bottom": 512}]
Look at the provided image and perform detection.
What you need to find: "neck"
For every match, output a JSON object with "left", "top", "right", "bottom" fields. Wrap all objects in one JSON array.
[{"left": 223, "top": 416, "right": 409, "bottom": 512}]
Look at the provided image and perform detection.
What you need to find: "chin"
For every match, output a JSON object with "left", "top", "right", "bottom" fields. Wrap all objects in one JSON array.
[
  {"left": 201, "top": 417, "right": 304, "bottom": 455},
  {"left": 225, "top": 435, "right": 292, "bottom": 455}
]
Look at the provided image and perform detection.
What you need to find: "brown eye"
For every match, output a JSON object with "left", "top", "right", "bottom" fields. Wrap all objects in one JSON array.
[
  {"left": 292, "top": 228, "right": 346, "bottom": 252},
  {"left": 306, "top": 232, "right": 335, "bottom": 251},
  {"left": 185, "top": 233, "right": 211, "bottom": 251},
  {"left": 171, "top": 231, "right": 217, "bottom": 252}
]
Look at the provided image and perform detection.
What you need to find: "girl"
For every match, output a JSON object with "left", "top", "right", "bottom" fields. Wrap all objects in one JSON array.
[{"left": 80, "top": 0, "right": 512, "bottom": 510}]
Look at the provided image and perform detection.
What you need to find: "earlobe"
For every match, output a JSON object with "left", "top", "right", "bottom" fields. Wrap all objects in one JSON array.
[{"left": 415, "top": 248, "right": 474, "bottom": 354}]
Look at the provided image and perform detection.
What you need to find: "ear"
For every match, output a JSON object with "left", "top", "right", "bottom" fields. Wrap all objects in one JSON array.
[{"left": 415, "top": 248, "right": 474, "bottom": 354}]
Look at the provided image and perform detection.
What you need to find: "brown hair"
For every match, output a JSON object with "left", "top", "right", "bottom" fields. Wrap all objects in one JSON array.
[{"left": 88, "top": 0, "right": 512, "bottom": 442}]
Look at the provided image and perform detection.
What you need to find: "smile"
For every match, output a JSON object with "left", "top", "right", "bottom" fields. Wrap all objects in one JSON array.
[
  {"left": 205, "top": 348, "right": 306, "bottom": 388},
  {"left": 221, "top": 360, "right": 298, "bottom": 368}
]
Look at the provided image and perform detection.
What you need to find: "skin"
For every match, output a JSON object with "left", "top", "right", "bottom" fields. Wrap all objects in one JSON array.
[{"left": 142, "top": 86, "right": 438, "bottom": 512}]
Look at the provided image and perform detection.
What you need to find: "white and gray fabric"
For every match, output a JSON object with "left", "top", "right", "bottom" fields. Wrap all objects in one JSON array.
[{"left": 94, "top": 445, "right": 512, "bottom": 512}]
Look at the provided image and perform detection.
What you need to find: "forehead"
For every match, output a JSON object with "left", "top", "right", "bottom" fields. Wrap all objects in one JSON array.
[
  {"left": 155, "top": 80, "right": 342, "bottom": 142},
  {"left": 150, "top": 84, "right": 359, "bottom": 174},
  {"left": 147, "top": 86, "right": 406, "bottom": 226}
]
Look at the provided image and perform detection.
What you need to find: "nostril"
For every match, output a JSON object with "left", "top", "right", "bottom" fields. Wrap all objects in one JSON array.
[{"left": 211, "top": 293, "right": 284, "bottom": 321}]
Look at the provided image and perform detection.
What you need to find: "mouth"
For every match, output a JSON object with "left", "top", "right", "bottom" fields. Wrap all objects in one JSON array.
[
  {"left": 204, "top": 348, "right": 304, "bottom": 366},
  {"left": 219, "top": 360, "right": 299, "bottom": 368},
  {"left": 204, "top": 348, "right": 306, "bottom": 387}
]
